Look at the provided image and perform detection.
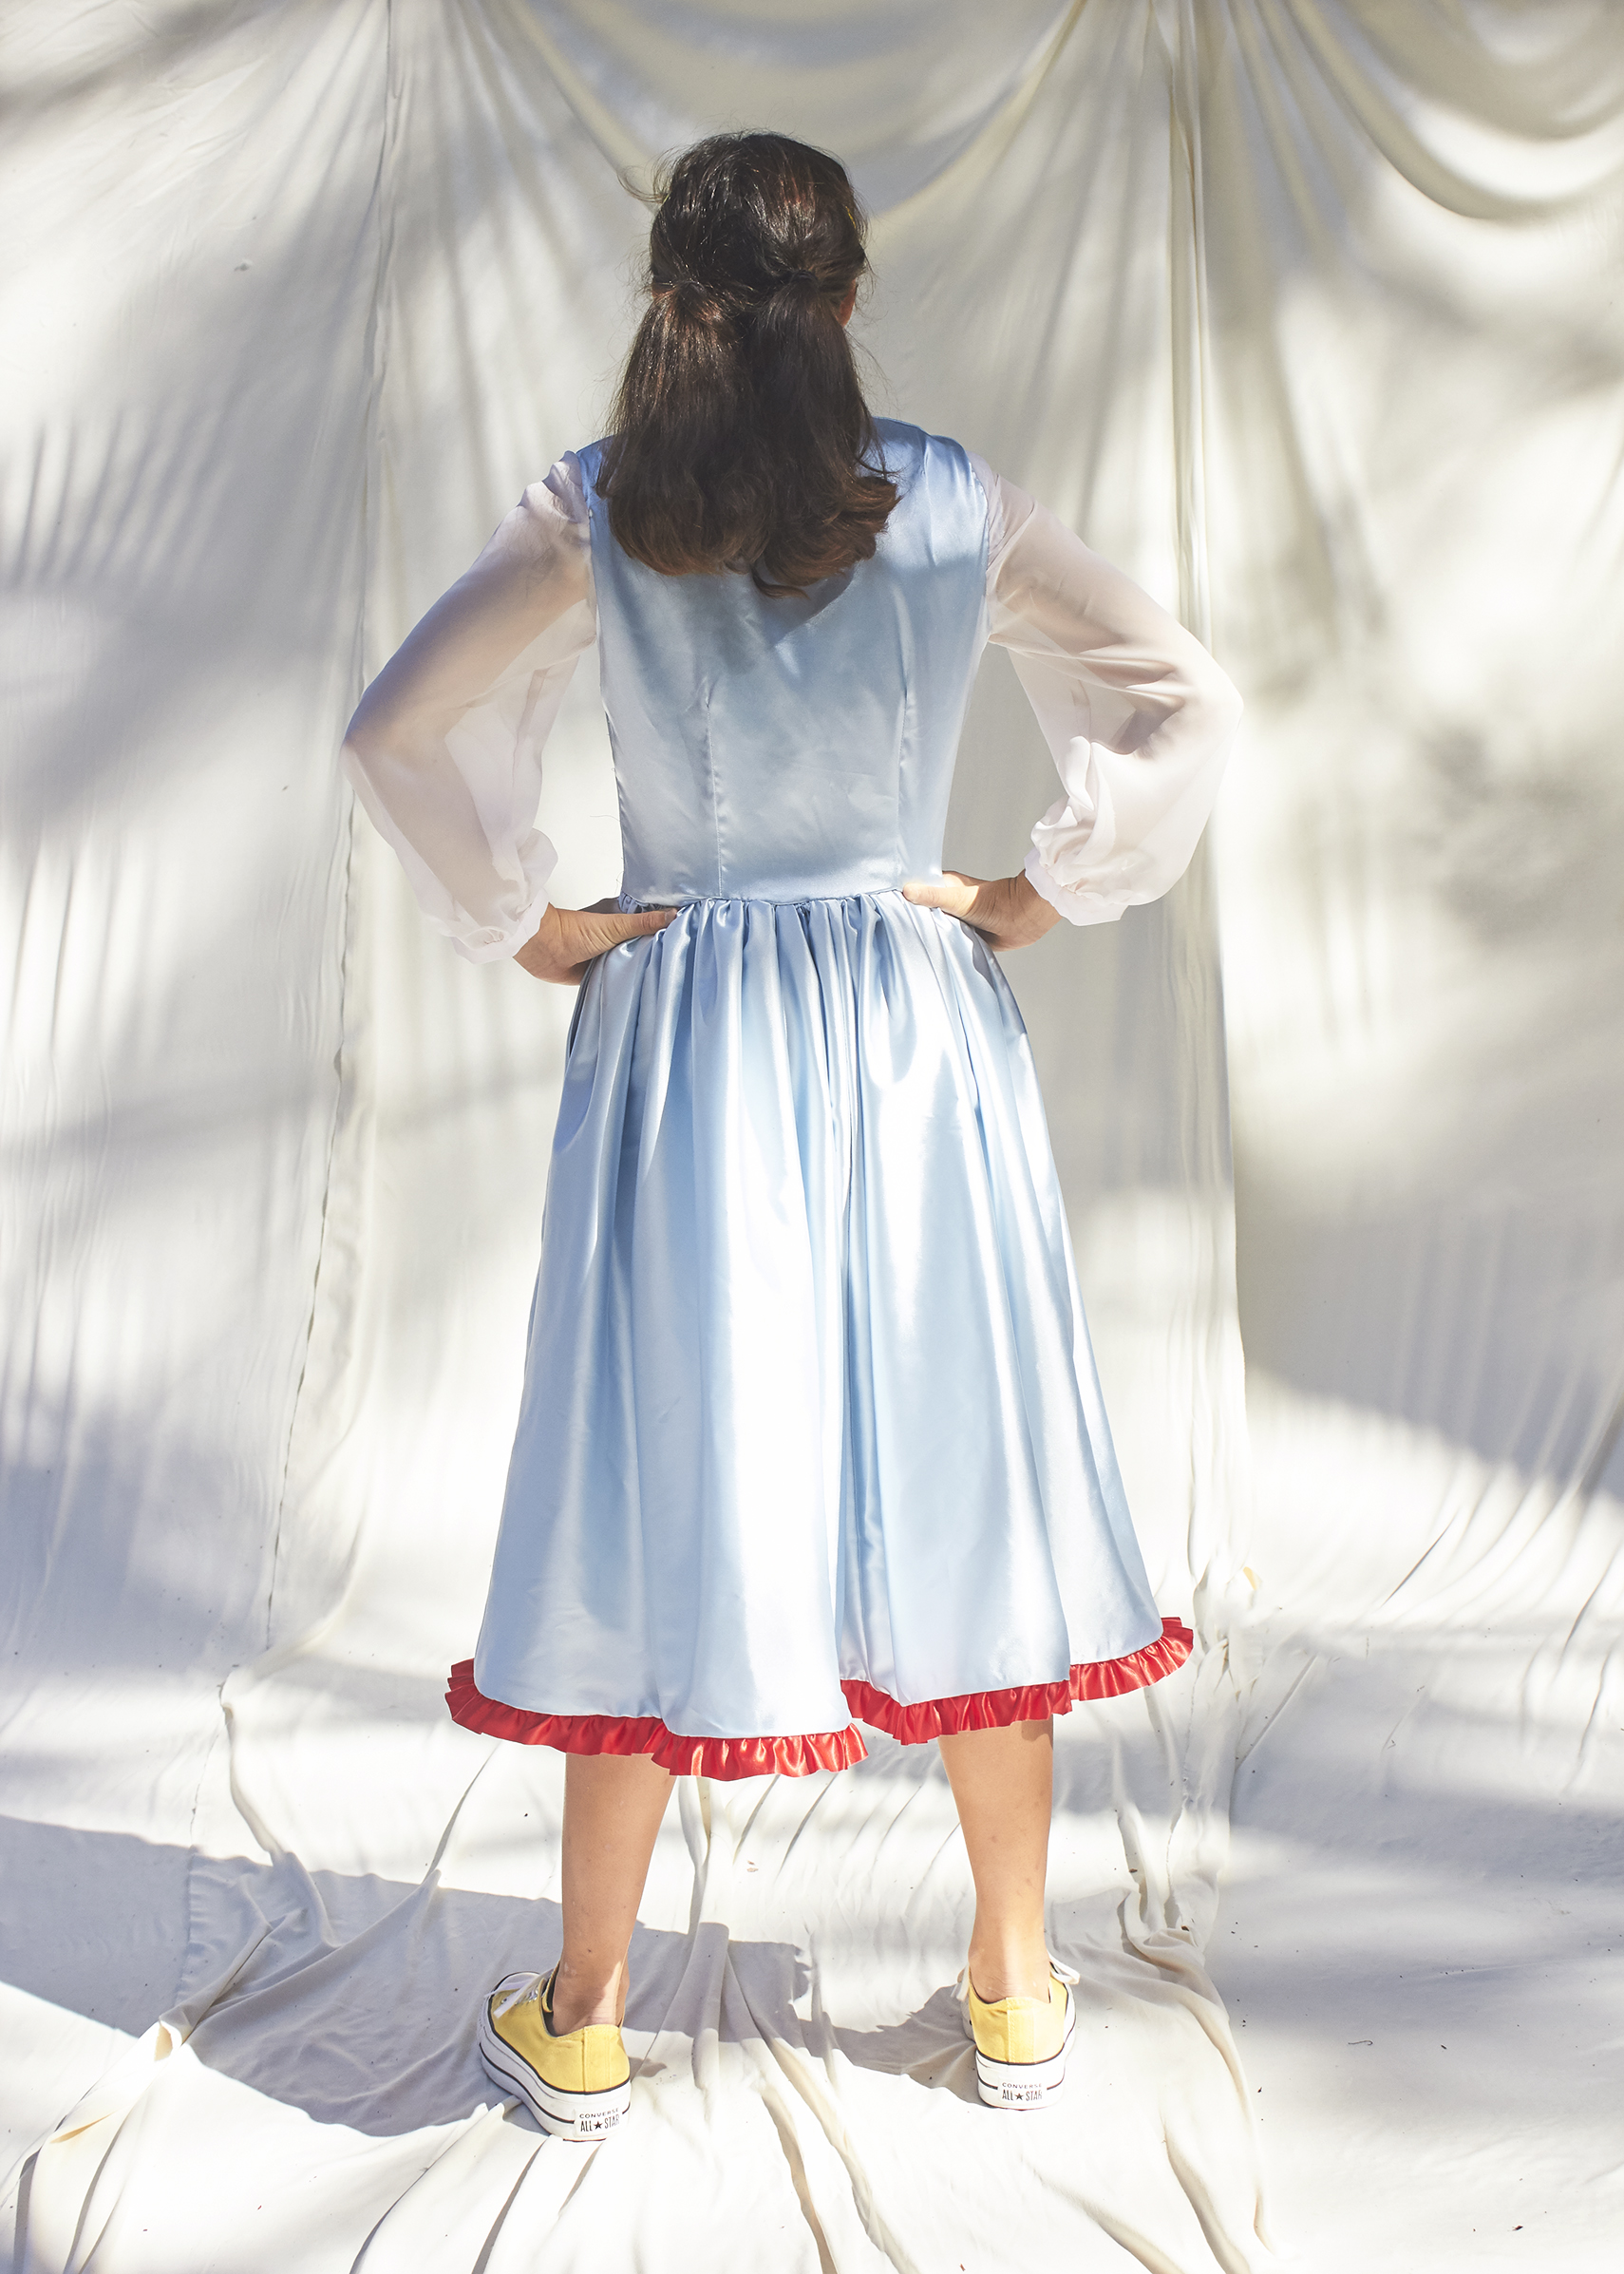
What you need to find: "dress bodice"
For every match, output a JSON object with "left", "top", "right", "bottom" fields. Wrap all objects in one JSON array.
[
  {"left": 341, "top": 426, "right": 1241, "bottom": 961},
  {"left": 576, "top": 423, "right": 989, "bottom": 906}
]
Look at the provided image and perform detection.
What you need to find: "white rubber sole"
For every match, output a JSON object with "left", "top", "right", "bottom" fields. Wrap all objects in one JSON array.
[
  {"left": 477, "top": 1987, "right": 632, "bottom": 2141},
  {"left": 969, "top": 1987, "right": 1075, "bottom": 2111}
]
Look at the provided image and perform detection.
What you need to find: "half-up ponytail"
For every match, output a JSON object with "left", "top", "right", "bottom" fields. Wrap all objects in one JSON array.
[{"left": 600, "top": 133, "right": 898, "bottom": 598}]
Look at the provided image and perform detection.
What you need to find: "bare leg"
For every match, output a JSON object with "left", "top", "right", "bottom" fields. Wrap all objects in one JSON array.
[
  {"left": 937, "top": 1716, "right": 1055, "bottom": 2002},
  {"left": 550, "top": 1752, "right": 673, "bottom": 2033}
]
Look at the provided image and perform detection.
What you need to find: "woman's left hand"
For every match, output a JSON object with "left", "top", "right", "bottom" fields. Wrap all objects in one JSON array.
[{"left": 900, "top": 869, "right": 1061, "bottom": 953}]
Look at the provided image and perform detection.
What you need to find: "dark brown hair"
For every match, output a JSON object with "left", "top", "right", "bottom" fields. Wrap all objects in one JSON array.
[{"left": 600, "top": 132, "right": 898, "bottom": 598}]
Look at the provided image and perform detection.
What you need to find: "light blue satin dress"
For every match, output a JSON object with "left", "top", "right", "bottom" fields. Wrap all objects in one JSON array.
[{"left": 461, "top": 422, "right": 1183, "bottom": 1773}]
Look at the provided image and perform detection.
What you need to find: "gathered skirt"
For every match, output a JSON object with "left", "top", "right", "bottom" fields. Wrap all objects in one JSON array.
[{"left": 449, "top": 891, "right": 1189, "bottom": 1777}]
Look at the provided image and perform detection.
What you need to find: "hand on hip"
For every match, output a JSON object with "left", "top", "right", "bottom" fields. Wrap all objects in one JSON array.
[
  {"left": 516, "top": 900, "right": 677, "bottom": 985},
  {"left": 901, "top": 871, "right": 1060, "bottom": 953}
]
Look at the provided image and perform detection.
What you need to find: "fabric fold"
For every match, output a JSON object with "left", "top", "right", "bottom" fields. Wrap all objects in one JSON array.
[{"left": 466, "top": 889, "right": 1176, "bottom": 1755}]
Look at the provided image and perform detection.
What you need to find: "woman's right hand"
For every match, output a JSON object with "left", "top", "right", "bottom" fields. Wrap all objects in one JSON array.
[
  {"left": 515, "top": 899, "right": 677, "bottom": 985},
  {"left": 901, "top": 869, "right": 1061, "bottom": 953}
]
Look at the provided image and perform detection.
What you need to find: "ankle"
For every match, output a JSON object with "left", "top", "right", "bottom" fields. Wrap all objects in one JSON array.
[
  {"left": 550, "top": 1956, "right": 626, "bottom": 2033},
  {"left": 968, "top": 1929, "right": 1051, "bottom": 2005}
]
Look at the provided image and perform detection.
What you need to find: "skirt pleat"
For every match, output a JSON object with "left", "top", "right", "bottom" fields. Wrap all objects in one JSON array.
[{"left": 462, "top": 892, "right": 1183, "bottom": 1772}]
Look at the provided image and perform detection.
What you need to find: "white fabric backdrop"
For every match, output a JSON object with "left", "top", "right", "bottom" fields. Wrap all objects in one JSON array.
[{"left": 3, "top": 3, "right": 1620, "bottom": 2266}]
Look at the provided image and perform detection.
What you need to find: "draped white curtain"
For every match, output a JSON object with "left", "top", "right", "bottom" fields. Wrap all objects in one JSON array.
[{"left": 3, "top": 5, "right": 1621, "bottom": 2267}]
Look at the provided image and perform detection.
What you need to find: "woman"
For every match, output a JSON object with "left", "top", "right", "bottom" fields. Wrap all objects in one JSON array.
[{"left": 343, "top": 131, "right": 1240, "bottom": 2140}]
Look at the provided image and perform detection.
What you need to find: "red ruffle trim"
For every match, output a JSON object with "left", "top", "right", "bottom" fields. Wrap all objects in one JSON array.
[
  {"left": 446, "top": 1620, "right": 1192, "bottom": 1778},
  {"left": 446, "top": 1661, "right": 869, "bottom": 1779},
  {"left": 840, "top": 1617, "right": 1194, "bottom": 1743}
]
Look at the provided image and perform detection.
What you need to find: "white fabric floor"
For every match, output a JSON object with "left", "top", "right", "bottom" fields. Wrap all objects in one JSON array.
[{"left": 4, "top": 4, "right": 1622, "bottom": 2267}]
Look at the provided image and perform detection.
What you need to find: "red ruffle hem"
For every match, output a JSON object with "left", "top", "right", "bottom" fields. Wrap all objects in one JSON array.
[
  {"left": 447, "top": 1620, "right": 1192, "bottom": 1781},
  {"left": 839, "top": 1617, "right": 1194, "bottom": 1743},
  {"left": 444, "top": 1661, "right": 868, "bottom": 1777}
]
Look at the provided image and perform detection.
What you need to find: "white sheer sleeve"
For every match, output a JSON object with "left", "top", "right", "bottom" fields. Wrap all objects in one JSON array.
[
  {"left": 968, "top": 456, "right": 1243, "bottom": 925},
  {"left": 340, "top": 456, "right": 595, "bottom": 962}
]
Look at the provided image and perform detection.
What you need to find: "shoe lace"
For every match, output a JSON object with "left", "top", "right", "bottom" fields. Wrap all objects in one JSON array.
[{"left": 493, "top": 1972, "right": 545, "bottom": 2023}]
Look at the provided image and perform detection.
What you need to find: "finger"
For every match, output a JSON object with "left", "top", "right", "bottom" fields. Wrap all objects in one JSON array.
[
  {"left": 901, "top": 875, "right": 978, "bottom": 915},
  {"left": 578, "top": 907, "right": 678, "bottom": 954}
]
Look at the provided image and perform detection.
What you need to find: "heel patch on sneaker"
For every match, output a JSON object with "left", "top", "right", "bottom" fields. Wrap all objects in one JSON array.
[{"left": 962, "top": 1966, "right": 1076, "bottom": 2112}]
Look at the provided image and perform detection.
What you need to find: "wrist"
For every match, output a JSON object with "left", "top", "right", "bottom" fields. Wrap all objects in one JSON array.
[
  {"left": 514, "top": 902, "right": 558, "bottom": 977},
  {"left": 1015, "top": 871, "right": 1062, "bottom": 934}
]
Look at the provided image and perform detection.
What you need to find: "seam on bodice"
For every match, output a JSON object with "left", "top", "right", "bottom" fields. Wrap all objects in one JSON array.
[{"left": 702, "top": 675, "right": 722, "bottom": 894}]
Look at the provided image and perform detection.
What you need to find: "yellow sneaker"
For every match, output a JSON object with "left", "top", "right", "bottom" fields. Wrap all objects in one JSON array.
[
  {"left": 960, "top": 1959, "right": 1077, "bottom": 2110},
  {"left": 477, "top": 1965, "right": 632, "bottom": 2139}
]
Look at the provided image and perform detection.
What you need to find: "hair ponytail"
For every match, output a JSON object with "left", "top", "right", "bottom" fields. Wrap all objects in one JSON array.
[{"left": 600, "top": 133, "right": 898, "bottom": 598}]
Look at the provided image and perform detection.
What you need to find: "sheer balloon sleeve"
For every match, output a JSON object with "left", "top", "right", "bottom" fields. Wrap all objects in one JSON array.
[
  {"left": 968, "top": 457, "right": 1243, "bottom": 926},
  {"left": 340, "top": 455, "right": 595, "bottom": 962}
]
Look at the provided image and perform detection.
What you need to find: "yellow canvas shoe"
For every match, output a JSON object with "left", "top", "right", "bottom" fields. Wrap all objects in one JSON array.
[
  {"left": 959, "top": 1958, "right": 1077, "bottom": 2110},
  {"left": 477, "top": 1965, "right": 632, "bottom": 2139}
]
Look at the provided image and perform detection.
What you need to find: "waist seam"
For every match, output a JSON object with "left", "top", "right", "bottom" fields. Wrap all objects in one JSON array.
[{"left": 617, "top": 886, "right": 919, "bottom": 912}]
